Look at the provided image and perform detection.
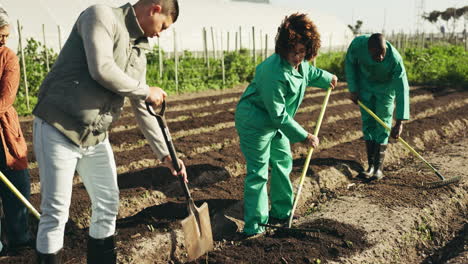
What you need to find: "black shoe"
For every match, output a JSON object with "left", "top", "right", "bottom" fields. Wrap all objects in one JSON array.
[
  {"left": 37, "top": 249, "right": 62, "bottom": 264},
  {"left": 1, "top": 238, "right": 35, "bottom": 256},
  {"left": 87, "top": 235, "right": 117, "bottom": 264},
  {"left": 0, "top": 245, "right": 8, "bottom": 257},
  {"left": 268, "top": 216, "right": 288, "bottom": 226}
]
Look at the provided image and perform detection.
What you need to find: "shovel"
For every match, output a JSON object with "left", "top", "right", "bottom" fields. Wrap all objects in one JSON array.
[
  {"left": 146, "top": 102, "right": 213, "bottom": 261},
  {"left": 358, "top": 101, "right": 461, "bottom": 188},
  {"left": 287, "top": 88, "right": 333, "bottom": 228},
  {"left": 0, "top": 170, "right": 40, "bottom": 220}
]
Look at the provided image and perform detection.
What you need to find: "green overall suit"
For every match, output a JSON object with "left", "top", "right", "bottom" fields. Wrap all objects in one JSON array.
[
  {"left": 345, "top": 35, "right": 410, "bottom": 144},
  {"left": 235, "top": 54, "right": 333, "bottom": 235}
]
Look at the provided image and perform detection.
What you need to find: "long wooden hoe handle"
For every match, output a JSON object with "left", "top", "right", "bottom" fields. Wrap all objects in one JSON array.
[
  {"left": 358, "top": 101, "right": 445, "bottom": 180},
  {"left": 0, "top": 170, "right": 40, "bottom": 220},
  {"left": 288, "top": 88, "right": 333, "bottom": 228}
]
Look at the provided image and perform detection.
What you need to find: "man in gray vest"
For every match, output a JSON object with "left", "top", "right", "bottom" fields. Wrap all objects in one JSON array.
[{"left": 32, "top": 1, "right": 182, "bottom": 263}]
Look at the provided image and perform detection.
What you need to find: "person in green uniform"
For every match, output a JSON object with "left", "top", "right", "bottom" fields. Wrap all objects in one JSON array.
[
  {"left": 345, "top": 33, "right": 410, "bottom": 180},
  {"left": 235, "top": 13, "right": 338, "bottom": 237}
]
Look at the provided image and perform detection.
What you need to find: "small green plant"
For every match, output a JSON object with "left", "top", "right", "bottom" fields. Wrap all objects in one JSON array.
[
  {"left": 344, "top": 240, "right": 354, "bottom": 248},
  {"left": 416, "top": 216, "right": 433, "bottom": 241}
]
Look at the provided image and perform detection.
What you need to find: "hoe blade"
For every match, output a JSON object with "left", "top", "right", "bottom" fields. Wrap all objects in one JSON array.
[{"left": 423, "top": 176, "right": 462, "bottom": 189}]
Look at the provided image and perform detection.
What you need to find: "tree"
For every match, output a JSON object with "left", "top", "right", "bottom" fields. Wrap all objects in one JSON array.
[
  {"left": 348, "top": 20, "right": 363, "bottom": 36},
  {"left": 423, "top": 6, "right": 468, "bottom": 38}
]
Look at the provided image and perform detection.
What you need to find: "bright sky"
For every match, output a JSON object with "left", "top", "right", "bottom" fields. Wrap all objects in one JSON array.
[{"left": 271, "top": 0, "right": 468, "bottom": 33}]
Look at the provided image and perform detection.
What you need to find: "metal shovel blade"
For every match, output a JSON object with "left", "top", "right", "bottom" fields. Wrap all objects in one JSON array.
[{"left": 181, "top": 200, "right": 214, "bottom": 262}]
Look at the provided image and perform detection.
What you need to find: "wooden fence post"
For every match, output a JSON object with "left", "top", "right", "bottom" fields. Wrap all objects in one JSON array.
[
  {"left": 57, "top": 25, "right": 62, "bottom": 50},
  {"left": 17, "top": 20, "right": 30, "bottom": 111},
  {"left": 210, "top": 27, "right": 216, "bottom": 59},
  {"left": 252, "top": 26, "right": 256, "bottom": 61},
  {"left": 259, "top": 29, "right": 263, "bottom": 60},
  {"left": 42, "top": 24, "right": 50, "bottom": 72},
  {"left": 235, "top": 31, "right": 238, "bottom": 52},
  {"left": 203, "top": 27, "right": 210, "bottom": 72},
  {"left": 173, "top": 29, "right": 179, "bottom": 94},
  {"left": 239, "top": 26, "right": 242, "bottom": 50},
  {"left": 158, "top": 37, "right": 163, "bottom": 80},
  {"left": 227, "top": 31, "right": 230, "bottom": 53},
  {"left": 221, "top": 32, "right": 225, "bottom": 88}
]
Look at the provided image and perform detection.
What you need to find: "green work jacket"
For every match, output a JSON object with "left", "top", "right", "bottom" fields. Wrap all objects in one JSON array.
[
  {"left": 345, "top": 35, "right": 410, "bottom": 120},
  {"left": 236, "top": 54, "right": 333, "bottom": 143}
]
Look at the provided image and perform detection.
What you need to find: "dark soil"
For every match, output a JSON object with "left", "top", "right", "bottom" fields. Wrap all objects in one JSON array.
[
  {"left": 4, "top": 84, "right": 467, "bottom": 263},
  {"left": 193, "top": 219, "right": 370, "bottom": 264}
]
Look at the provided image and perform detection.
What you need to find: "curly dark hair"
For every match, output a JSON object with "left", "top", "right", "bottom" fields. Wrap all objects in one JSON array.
[{"left": 275, "top": 13, "right": 321, "bottom": 61}]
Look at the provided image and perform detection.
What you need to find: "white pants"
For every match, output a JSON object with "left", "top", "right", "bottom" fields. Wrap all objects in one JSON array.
[{"left": 33, "top": 117, "right": 119, "bottom": 253}]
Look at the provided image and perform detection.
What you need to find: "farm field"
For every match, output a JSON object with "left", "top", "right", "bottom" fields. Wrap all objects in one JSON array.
[{"left": 1, "top": 82, "right": 467, "bottom": 263}]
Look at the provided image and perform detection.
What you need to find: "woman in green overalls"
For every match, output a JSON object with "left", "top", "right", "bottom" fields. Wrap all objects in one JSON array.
[{"left": 235, "top": 13, "right": 338, "bottom": 237}]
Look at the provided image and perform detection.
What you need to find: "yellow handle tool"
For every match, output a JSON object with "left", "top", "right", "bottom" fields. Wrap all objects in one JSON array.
[
  {"left": 358, "top": 101, "right": 460, "bottom": 188},
  {"left": 0, "top": 170, "right": 40, "bottom": 220},
  {"left": 288, "top": 88, "right": 332, "bottom": 228}
]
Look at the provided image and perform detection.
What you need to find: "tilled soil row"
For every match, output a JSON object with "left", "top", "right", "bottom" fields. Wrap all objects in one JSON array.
[
  {"left": 24, "top": 89, "right": 467, "bottom": 189},
  {"left": 6, "top": 85, "right": 467, "bottom": 263},
  {"left": 17, "top": 113, "right": 467, "bottom": 264},
  {"left": 22, "top": 96, "right": 442, "bottom": 191},
  {"left": 108, "top": 85, "right": 432, "bottom": 139},
  {"left": 114, "top": 112, "right": 468, "bottom": 264},
  {"left": 96, "top": 89, "right": 443, "bottom": 165},
  {"left": 113, "top": 87, "right": 350, "bottom": 126},
  {"left": 43, "top": 101, "right": 468, "bottom": 232}
]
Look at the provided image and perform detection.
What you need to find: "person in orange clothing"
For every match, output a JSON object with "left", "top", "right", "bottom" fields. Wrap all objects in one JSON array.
[{"left": 0, "top": 7, "right": 33, "bottom": 256}]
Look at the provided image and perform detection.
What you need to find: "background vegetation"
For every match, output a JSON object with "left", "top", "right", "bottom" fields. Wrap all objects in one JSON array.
[{"left": 14, "top": 38, "right": 468, "bottom": 115}]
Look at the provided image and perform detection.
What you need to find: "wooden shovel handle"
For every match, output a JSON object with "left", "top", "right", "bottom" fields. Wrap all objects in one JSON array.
[{"left": 146, "top": 102, "right": 191, "bottom": 199}]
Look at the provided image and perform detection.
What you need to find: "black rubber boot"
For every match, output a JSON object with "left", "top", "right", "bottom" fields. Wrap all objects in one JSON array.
[
  {"left": 362, "top": 140, "right": 375, "bottom": 178},
  {"left": 37, "top": 249, "right": 62, "bottom": 264},
  {"left": 373, "top": 144, "right": 387, "bottom": 180},
  {"left": 87, "top": 235, "right": 116, "bottom": 264}
]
